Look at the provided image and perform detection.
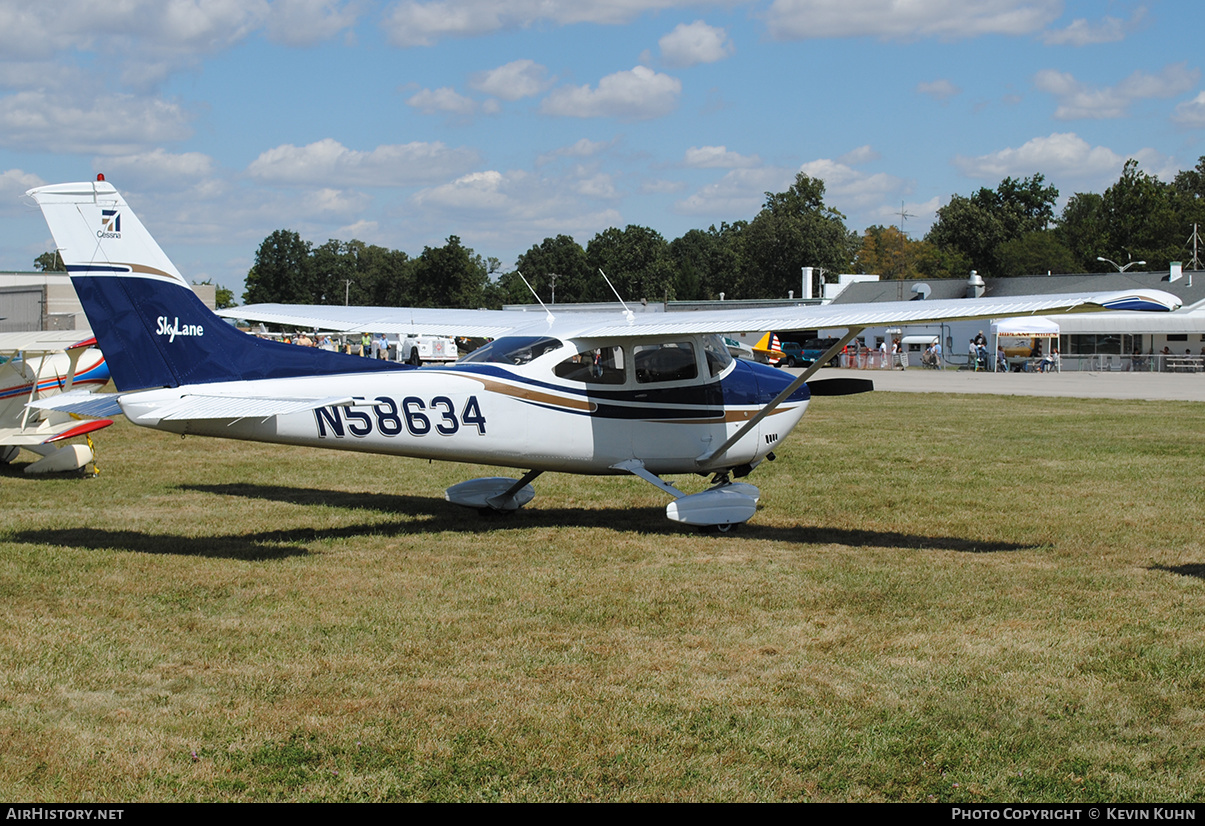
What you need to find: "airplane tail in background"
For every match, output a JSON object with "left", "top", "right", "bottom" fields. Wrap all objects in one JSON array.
[
  {"left": 28, "top": 179, "right": 404, "bottom": 392},
  {"left": 752, "top": 332, "right": 784, "bottom": 362}
]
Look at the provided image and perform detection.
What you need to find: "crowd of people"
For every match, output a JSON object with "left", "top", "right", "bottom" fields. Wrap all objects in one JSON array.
[{"left": 271, "top": 331, "right": 394, "bottom": 359}]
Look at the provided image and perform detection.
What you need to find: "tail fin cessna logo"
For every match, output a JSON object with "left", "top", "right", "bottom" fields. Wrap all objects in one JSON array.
[
  {"left": 156, "top": 316, "right": 204, "bottom": 343},
  {"left": 98, "top": 209, "right": 121, "bottom": 238}
]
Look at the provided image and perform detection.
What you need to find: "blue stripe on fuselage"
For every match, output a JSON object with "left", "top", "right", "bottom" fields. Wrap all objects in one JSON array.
[{"left": 439, "top": 357, "right": 808, "bottom": 420}]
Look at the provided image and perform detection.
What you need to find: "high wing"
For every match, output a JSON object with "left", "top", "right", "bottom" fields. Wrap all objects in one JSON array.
[
  {"left": 221, "top": 289, "right": 1181, "bottom": 341},
  {"left": 216, "top": 304, "right": 544, "bottom": 339}
]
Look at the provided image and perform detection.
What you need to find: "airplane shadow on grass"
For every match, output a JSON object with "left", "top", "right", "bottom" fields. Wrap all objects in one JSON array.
[
  {"left": 1150, "top": 563, "right": 1205, "bottom": 581},
  {"left": 183, "top": 482, "right": 1033, "bottom": 554},
  {"left": 3, "top": 482, "right": 1037, "bottom": 561}
]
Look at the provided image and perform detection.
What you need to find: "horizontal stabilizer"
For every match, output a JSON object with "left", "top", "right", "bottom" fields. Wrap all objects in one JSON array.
[
  {"left": 806, "top": 378, "right": 875, "bottom": 396},
  {"left": 151, "top": 394, "right": 357, "bottom": 422},
  {"left": 28, "top": 390, "right": 124, "bottom": 419},
  {"left": 42, "top": 418, "right": 113, "bottom": 444},
  {"left": 0, "top": 417, "right": 113, "bottom": 446}
]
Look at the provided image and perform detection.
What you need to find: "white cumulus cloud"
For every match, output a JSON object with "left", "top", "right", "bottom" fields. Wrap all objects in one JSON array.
[
  {"left": 674, "top": 167, "right": 796, "bottom": 217},
  {"left": 1041, "top": 9, "right": 1144, "bottom": 47},
  {"left": 917, "top": 79, "right": 961, "bottom": 101},
  {"left": 536, "top": 138, "right": 615, "bottom": 166},
  {"left": 264, "top": 0, "right": 360, "bottom": 46},
  {"left": 1035, "top": 63, "right": 1199, "bottom": 120},
  {"left": 952, "top": 132, "right": 1126, "bottom": 181},
  {"left": 659, "top": 21, "right": 734, "bottom": 68},
  {"left": 683, "top": 146, "right": 760, "bottom": 168},
  {"left": 381, "top": 0, "right": 705, "bottom": 46},
  {"left": 406, "top": 86, "right": 478, "bottom": 116},
  {"left": 1173, "top": 92, "right": 1205, "bottom": 129},
  {"left": 98, "top": 149, "right": 217, "bottom": 189},
  {"left": 247, "top": 138, "right": 481, "bottom": 186},
  {"left": 838, "top": 145, "right": 880, "bottom": 165},
  {"left": 469, "top": 59, "right": 553, "bottom": 101},
  {"left": 797, "top": 158, "right": 905, "bottom": 211},
  {"left": 410, "top": 165, "right": 623, "bottom": 247},
  {"left": 0, "top": 91, "right": 193, "bottom": 155},
  {"left": 0, "top": 168, "right": 45, "bottom": 215},
  {"left": 541, "top": 66, "right": 681, "bottom": 120},
  {"left": 765, "top": 0, "right": 1061, "bottom": 41}
]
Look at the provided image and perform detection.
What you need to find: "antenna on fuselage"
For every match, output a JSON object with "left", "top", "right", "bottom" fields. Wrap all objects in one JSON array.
[
  {"left": 515, "top": 270, "right": 555, "bottom": 325},
  {"left": 598, "top": 269, "right": 635, "bottom": 324}
]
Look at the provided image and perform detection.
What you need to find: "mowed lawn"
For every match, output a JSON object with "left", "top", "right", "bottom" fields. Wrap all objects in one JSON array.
[{"left": 1, "top": 391, "right": 1203, "bottom": 802}]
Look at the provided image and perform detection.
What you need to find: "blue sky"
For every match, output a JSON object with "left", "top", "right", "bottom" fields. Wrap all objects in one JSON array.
[{"left": 1, "top": 1, "right": 1201, "bottom": 298}]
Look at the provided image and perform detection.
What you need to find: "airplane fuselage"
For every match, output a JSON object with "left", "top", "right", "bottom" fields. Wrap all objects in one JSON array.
[{"left": 118, "top": 337, "right": 809, "bottom": 476}]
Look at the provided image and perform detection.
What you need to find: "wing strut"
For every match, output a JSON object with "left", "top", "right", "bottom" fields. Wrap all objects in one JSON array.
[
  {"left": 697, "top": 327, "right": 864, "bottom": 465},
  {"left": 486, "top": 469, "right": 543, "bottom": 510}
]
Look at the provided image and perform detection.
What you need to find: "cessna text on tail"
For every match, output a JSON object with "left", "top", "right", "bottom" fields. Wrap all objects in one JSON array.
[{"left": 27, "top": 178, "right": 1180, "bottom": 529}]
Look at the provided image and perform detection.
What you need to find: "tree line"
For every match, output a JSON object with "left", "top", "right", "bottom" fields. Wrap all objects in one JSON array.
[
  {"left": 37, "top": 157, "right": 1205, "bottom": 308},
  {"left": 243, "top": 171, "right": 857, "bottom": 309},
  {"left": 881, "top": 157, "right": 1205, "bottom": 280}
]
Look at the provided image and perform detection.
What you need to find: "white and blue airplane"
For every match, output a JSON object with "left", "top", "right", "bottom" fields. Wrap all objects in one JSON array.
[{"left": 27, "top": 178, "right": 1181, "bottom": 529}]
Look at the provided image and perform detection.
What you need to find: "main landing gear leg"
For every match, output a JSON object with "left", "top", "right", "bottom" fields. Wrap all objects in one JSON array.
[
  {"left": 487, "top": 470, "right": 543, "bottom": 510},
  {"left": 612, "top": 459, "right": 759, "bottom": 532},
  {"left": 444, "top": 470, "right": 542, "bottom": 514}
]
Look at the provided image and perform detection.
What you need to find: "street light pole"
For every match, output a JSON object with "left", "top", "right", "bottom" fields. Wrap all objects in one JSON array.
[{"left": 1096, "top": 256, "right": 1146, "bottom": 272}]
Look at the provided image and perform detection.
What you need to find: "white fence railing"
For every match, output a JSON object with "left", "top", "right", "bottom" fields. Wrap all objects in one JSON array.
[{"left": 828, "top": 353, "right": 1205, "bottom": 373}]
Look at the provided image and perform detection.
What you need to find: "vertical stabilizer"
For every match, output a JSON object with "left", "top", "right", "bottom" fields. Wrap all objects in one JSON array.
[{"left": 28, "top": 180, "right": 406, "bottom": 392}]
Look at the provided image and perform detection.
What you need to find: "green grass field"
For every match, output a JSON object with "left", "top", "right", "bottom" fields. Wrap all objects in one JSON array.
[{"left": 1, "top": 391, "right": 1203, "bottom": 802}]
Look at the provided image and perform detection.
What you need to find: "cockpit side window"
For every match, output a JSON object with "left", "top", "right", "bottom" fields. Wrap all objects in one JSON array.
[
  {"left": 554, "top": 345, "right": 626, "bottom": 384},
  {"left": 460, "top": 336, "right": 563, "bottom": 365},
  {"left": 703, "top": 335, "right": 734, "bottom": 377},
  {"left": 633, "top": 341, "right": 698, "bottom": 384}
]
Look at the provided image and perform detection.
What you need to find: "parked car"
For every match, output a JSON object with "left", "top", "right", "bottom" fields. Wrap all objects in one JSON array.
[{"left": 775, "top": 337, "right": 841, "bottom": 368}]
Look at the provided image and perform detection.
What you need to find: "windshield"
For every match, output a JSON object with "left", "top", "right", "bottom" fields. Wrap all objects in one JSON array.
[{"left": 460, "top": 336, "right": 564, "bottom": 365}]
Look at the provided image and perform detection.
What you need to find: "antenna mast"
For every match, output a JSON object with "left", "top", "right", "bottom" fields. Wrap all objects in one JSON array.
[
  {"left": 894, "top": 201, "right": 915, "bottom": 281},
  {"left": 515, "top": 270, "right": 555, "bottom": 325},
  {"left": 598, "top": 269, "right": 636, "bottom": 324},
  {"left": 1188, "top": 224, "right": 1203, "bottom": 271}
]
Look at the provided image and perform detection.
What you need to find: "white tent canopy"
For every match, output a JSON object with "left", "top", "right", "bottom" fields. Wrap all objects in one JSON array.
[
  {"left": 989, "top": 316, "right": 1059, "bottom": 371},
  {"left": 990, "top": 316, "right": 1060, "bottom": 338}
]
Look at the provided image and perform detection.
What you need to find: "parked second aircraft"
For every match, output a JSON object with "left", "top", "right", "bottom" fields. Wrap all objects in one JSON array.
[{"left": 0, "top": 331, "right": 111, "bottom": 473}]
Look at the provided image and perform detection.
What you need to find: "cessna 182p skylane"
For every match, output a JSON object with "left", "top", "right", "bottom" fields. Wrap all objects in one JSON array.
[{"left": 27, "top": 179, "right": 1181, "bottom": 529}]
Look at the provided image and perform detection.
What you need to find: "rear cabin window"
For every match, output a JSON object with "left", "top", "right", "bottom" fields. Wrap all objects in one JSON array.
[{"left": 634, "top": 341, "right": 697, "bottom": 384}]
